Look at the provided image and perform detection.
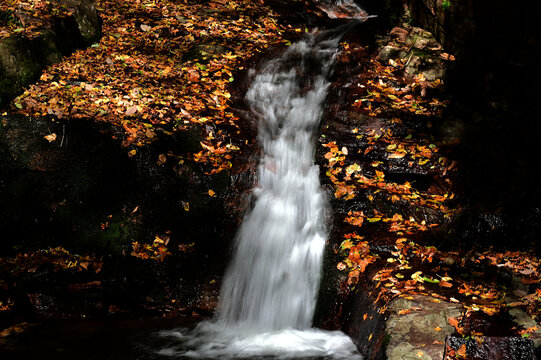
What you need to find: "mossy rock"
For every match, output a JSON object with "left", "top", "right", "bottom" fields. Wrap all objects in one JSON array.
[
  {"left": 0, "top": 0, "right": 101, "bottom": 109},
  {"left": 0, "top": 36, "right": 43, "bottom": 109},
  {"left": 51, "top": 0, "right": 102, "bottom": 45}
]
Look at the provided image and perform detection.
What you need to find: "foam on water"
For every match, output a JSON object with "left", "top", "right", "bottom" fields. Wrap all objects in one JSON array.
[{"left": 156, "top": 323, "right": 362, "bottom": 359}]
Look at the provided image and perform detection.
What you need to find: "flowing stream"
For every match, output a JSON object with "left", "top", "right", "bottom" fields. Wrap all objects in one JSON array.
[{"left": 153, "top": 4, "right": 370, "bottom": 359}]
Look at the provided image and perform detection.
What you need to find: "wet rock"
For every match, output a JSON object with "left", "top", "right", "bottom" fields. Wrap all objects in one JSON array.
[
  {"left": 389, "top": 27, "right": 409, "bottom": 43},
  {"left": 509, "top": 308, "right": 541, "bottom": 349},
  {"left": 385, "top": 295, "right": 461, "bottom": 360},
  {"left": 404, "top": 48, "right": 446, "bottom": 81},
  {"left": 379, "top": 26, "right": 449, "bottom": 82},
  {"left": 444, "top": 336, "right": 535, "bottom": 360},
  {"left": 27, "top": 284, "right": 105, "bottom": 320},
  {"left": 377, "top": 45, "right": 408, "bottom": 62},
  {"left": 0, "top": 114, "right": 136, "bottom": 252},
  {"left": 341, "top": 288, "right": 387, "bottom": 360},
  {"left": 0, "top": 111, "right": 243, "bottom": 322},
  {"left": 54, "top": 0, "right": 102, "bottom": 45},
  {"left": 406, "top": 27, "right": 442, "bottom": 52}
]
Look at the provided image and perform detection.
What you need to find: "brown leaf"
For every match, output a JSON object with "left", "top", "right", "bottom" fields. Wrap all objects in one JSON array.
[
  {"left": 126, "top": 105, "right": 138, "bottom": 116},
  {"left": 157, "top": 153, "right": 167, "bottom": 165},
  {"left": 145, "top": 129, "right": 156, "bottom": 139}
]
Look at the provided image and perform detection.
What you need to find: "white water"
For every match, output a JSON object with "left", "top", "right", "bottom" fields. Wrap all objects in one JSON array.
[
  {"left": 154, "top": 13, "right": 368, "bottom": 360},
  {"left": 217, "top": 35, "right": 335, "bottom": 332}
]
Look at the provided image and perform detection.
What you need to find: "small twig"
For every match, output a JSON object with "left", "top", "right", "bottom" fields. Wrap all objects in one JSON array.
[{"left": 59, "top": 125, "right": 66, "bottom": 147}]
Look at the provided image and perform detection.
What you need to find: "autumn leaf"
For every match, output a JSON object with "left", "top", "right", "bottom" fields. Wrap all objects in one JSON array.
[
  {"left": 157, "top": 154, "right": 167, "bottom": 165},
  {"left": 345, "top": 212, "right": 364, "bottom": 227},
  {"left": 439, "top": 280, "right": 453, "bottom": 288},
  {"left": 456, "top": 344, "right": 467, "bottom": 358},
  {"left": 125, "top": 105, "right": 138, "bottom": 116},
  {"left": 340, "top": 240, "right": 353, "bottom": 250},
  {"left": 44, "top": 133, "right": 57, "bottom": 142},
  {"left": 388, "top": 152, "right": 406, "bottom": 159}
]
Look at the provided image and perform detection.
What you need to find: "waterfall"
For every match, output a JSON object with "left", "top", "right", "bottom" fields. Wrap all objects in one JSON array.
[
  {"left": 216, "top": 33, "right": 337, "bottom": 331},
  {"left": 153, "top": 10, "right": 369, "bottom": 360}
]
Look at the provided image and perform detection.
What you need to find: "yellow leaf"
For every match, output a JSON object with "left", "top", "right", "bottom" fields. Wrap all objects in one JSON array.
[
  {"left": 345, "top": 163, "right": 361, "bottom": 175},
  {"left": 388, "top": 152, "right": 406, "bottom": 159},
  {"left": 208, "top": 190, "right": 216, "bottom": 197},
  {"left": 411, "top": 271, "right": 424, "bottom": 282},
  {"left": 44, "top": 133, "right": 57, "bottom": 142}
]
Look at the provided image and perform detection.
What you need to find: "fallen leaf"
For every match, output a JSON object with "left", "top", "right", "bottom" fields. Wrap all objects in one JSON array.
[
  {"left": 126, "top": 105, "right": 138, "bottom": 116},
  {"left": 44, "top": 133, "right": 57, "bottom": 142},
  {"left": 456, "top": 344, "right": 467, "bottom": 358},
  {"left": 388, "top": 152, "right": 406, "bottom": 159},
  {"left": 157, "top": 153, "right": 167, "bottom": 164}
]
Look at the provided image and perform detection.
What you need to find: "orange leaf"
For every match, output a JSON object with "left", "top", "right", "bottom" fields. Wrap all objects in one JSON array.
[
  {"left": 388, "top": 152, "right": 406, "bottom": 159},
  {"left": 439, "top": 280, "right": 453, "bottom": 288},
  {"left": 456, "top": 344, "right": 467, "bottom": 358}
]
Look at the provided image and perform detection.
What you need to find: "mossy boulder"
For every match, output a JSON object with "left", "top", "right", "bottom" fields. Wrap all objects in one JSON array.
[{"left": 0, "top": 0, "right": 101, "bottom": 109}]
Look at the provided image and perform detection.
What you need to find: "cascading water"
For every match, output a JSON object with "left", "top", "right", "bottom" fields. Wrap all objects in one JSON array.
[
  {"left": 152, "top": 4, "right": 370, "bottom": 359},
  {"left": 216, "top": 33, "right": 336, "bottom": 332}
]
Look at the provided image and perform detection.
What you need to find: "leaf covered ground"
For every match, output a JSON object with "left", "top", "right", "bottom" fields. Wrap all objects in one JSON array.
[{"left": 8, "top": 0, "right": 298, "bottom": 174}]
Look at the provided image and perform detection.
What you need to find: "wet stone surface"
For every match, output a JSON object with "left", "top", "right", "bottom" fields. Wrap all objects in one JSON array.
[
  {"left": 444, "top": 336, "right": 535, "bottom": 360},
  {"left": 385, "top": 295, "right": 461, "bottom": 360}
]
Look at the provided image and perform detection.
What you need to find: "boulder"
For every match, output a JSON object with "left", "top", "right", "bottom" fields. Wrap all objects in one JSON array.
[
  {"left": 385, "top": 295, "right": 461, "bottom": 360},
  {"left": 0, "top": 0, "right": 101, "bottom": 109}
]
